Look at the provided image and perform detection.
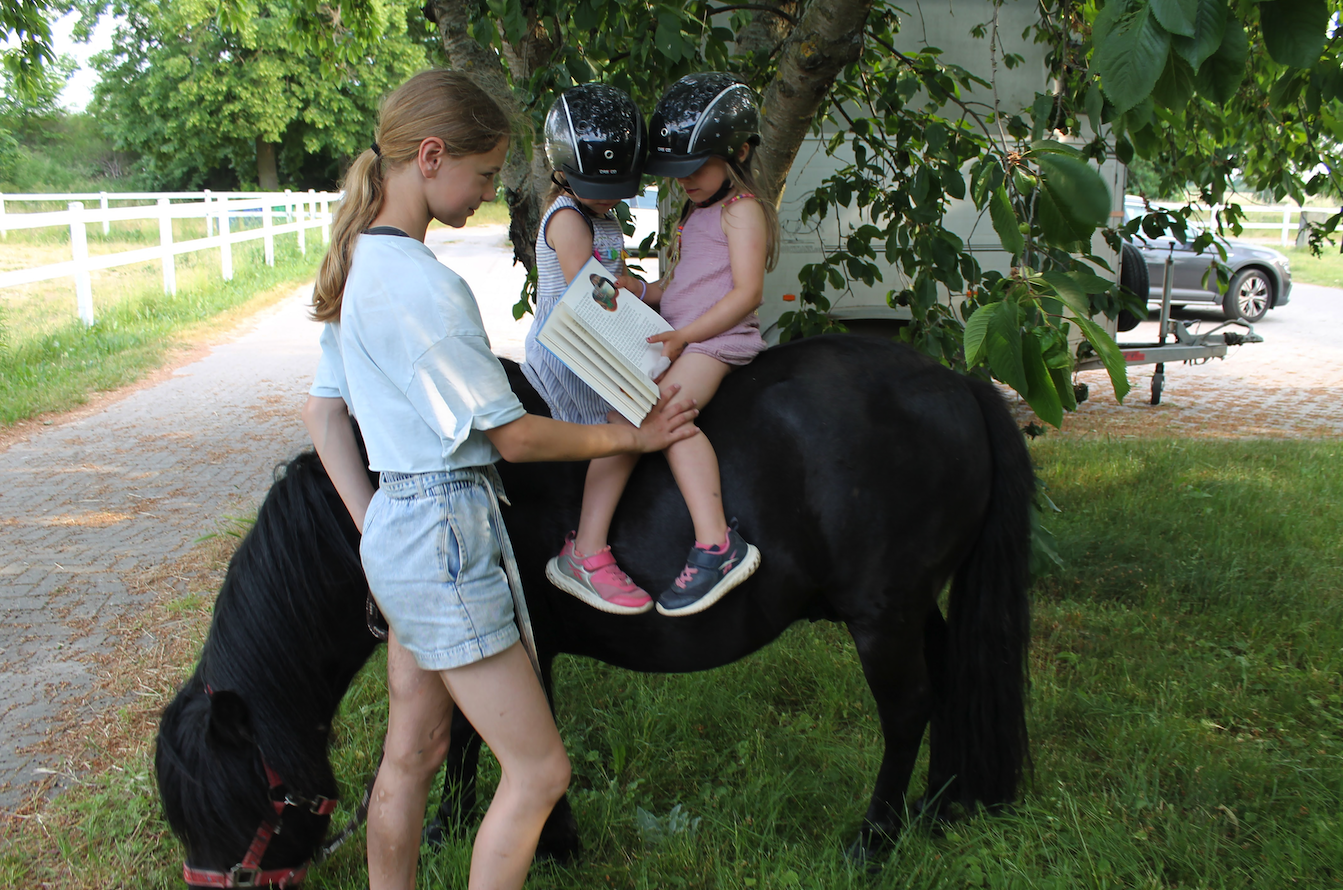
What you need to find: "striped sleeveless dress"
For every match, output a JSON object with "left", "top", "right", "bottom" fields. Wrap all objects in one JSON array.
[{"left": 522, "top": 196, "right": 627, "bottom": 425}]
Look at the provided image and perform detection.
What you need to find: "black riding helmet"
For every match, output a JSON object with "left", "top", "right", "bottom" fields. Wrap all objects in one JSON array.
[
  {"left": 544, "top": 83, "right": 647, "bottom": 200},
  {"left": 646, "top": 72, "right": 761, "bottom": 178}
]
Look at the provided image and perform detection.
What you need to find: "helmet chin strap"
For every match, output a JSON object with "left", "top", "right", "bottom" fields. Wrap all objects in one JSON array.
[{"left": 695, "top": 178, "right": 732, "bottom": 208}]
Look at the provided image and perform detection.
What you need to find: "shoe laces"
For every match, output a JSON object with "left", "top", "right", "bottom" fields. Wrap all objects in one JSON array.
[{"left": 674, "top": 565, "right": 699, "bottom": 590}]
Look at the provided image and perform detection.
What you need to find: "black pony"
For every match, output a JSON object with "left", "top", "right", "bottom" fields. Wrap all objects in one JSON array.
[{"left": 156, "top": 335, "right": 1033, "bottom": 883}]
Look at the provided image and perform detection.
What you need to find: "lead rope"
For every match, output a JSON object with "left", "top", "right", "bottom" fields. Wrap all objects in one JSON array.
[
  {"left": 313, "top": 749, "right": 383, "bottom": 863},
  {"left": 481, "top": 466, "right": 544, "bottom": 687}
]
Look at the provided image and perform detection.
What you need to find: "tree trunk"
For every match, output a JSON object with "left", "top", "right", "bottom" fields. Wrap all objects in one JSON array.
[
  {"left": 755, "top": 0, "right": 873, "bottom": 205},
  {"left": 734, "top": 0, "right": 799, "bottom": 63},
  {"left": 427, "top": 0, "right": 555, "bottom": 275},
  {"left": 256, "top": 138, "right": 280, "bottom": 191}
]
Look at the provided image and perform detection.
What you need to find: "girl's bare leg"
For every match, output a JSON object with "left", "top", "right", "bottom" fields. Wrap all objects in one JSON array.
[
  {"left": 574, "top": 448, "right": 639, "bottom": 555},
  {"left": 440, "top": 642, "right": 570, "bottom": 890},
  {"left": 368, "top": 631, "right": 455, "bottom": 890},
  {"left": 659, "top": 353, "right": 732, "bottom": 546}
]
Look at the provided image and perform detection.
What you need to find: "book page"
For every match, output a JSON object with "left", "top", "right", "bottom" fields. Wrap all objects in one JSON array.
[{"left": 560, "top": 257, "right": 673, "bottom": 380}]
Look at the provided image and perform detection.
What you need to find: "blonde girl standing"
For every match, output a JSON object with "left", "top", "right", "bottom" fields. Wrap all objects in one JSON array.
[{"left": 302, "top": 70, "right": 699, "bottom": 890}]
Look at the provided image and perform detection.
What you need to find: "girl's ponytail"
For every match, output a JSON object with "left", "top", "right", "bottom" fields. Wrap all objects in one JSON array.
[{"left": 313, "top": 149, "right": 384, "bottom": 322}]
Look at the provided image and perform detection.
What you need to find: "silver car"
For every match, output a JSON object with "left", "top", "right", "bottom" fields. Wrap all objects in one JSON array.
[{"left": 1124, "top": 198, "right": 1292, "bottom": 322}]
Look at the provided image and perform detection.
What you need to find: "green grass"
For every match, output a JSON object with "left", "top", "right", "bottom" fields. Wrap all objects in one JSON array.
[
  {"left": 0, "top": 223, "right": 322, "bottom": 425},
  {"left": 5, "top": 441, "right": 1342, "bottom": 889},
  {"left": 1281, "top": 246, "right": 1343, "bottom": 289}
]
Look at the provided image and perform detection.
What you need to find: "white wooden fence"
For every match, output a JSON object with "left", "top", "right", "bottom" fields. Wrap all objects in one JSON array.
[
  {"left": 1143, "top": 200, "right": 1332, "bottom": 247},
  {"left": 0, "top": 189, "right": 342, "bottom": 325}
]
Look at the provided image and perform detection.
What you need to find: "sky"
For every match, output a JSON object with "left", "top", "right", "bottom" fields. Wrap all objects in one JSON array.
[{"left": 51, "top": 11, "right": 117, "bottom": 112}]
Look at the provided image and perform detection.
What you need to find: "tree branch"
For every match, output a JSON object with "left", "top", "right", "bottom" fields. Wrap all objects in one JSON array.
[{"left": 755, "top": 0, "right": 874, "bottom": 204}]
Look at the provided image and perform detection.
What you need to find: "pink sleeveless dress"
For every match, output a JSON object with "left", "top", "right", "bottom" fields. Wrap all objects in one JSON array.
[{"left": 660, "top": 200, "right": 767, "bottom": 366}]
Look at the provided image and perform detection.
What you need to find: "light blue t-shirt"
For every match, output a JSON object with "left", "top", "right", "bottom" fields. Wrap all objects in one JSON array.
[{"left": 309, "top": 233, "right": 526, "bottom": 472}]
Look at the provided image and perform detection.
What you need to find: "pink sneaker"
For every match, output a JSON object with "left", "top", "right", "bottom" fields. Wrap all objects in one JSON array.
[{"left": 545, "top": 533, "right": 654, "bottom": 614}]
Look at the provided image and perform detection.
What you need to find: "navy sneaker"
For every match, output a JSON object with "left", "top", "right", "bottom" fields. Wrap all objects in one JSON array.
[{"left": 656, "top": 523, "right": 760, "bottom": 617}]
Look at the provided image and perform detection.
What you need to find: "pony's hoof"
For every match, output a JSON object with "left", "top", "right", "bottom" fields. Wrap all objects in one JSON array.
[
  {"left": 422, "top": 816, "right": 450, "bottom": 849},
  {"left": 845, "top": 832, "right": 891, "bottom": 874}
]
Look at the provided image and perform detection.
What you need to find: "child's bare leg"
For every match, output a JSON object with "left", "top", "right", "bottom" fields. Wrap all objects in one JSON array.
[
  {"left": 368, "top": 632, "right": 455, "bottom": 890},
  {"left": 575, "top": 433, "right": 639, "bottom": 555},
  {"left": 660, "top": 353, "right": 732, "bottom": 546},
  {"left": 440, "top": 643, "right": 571, "bottom": 890}
]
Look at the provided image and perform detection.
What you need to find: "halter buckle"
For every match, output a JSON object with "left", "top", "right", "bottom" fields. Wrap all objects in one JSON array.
[{"left": 228, "top": 865, "right": 261, "bottom": 887}]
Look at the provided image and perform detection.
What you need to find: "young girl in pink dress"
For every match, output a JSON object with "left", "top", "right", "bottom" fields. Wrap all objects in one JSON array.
[{"left": 549, "top": 72, "right": 779, "bottom": 617}]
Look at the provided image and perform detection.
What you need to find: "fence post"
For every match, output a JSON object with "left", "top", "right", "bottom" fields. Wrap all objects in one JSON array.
[
  {"left": 203, "top": 189, "right": 213, "bottom": 237},
  {"left": 263, "top": 197, "right": 274, "bottom": 266},
  {"left": 1281, "top": 208, "right": 1292, "bottom": 247},
  {"left": 219, "top": 196, "right": 233, "bottom": 281},
  {"left": 99, "top": 191, "right": 110, "bottom": 236},
  {"left": 1, "top": 192, "right": 8, "bottom": 239},
  {"left": 284, "top": 188, "right": 293, "bottom": 224},
  {"left": 320, "top": 195, "right": 331, "bottom": 243},
  {"left": 296, "top": 192, "right": 307, "bottom": 255},
  {"left": 69, "top": 202, "right": 95, "bottom": 325},
  {"left": 158, "top": 197, "right": 177, "bottom": 295}
]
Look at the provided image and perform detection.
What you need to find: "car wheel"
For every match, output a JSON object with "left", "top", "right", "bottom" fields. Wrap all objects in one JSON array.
[
  {"left": 1222, "top": 268, "right": 1273, "bottom": 322},
  {"left": 1117, "top": 242, "right": 1148, "bottom": 332}
]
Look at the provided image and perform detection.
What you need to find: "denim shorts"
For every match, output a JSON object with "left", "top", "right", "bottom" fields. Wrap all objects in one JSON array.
[{"left": 360, "top": 468, "right": 520, "bottom": 671}]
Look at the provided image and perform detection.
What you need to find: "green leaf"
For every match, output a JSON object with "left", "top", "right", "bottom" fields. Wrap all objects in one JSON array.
[
  {"left": 1092, "top": 1, "right": 1172, "bottom": 114},
  {"left": 986, "top": 302, "right": 1028, "bottom": 395},
  {"left": 989, "top": 187, "right": 1024, "bottom": 259},
  {"left": 655, "top": 14, "right": 683, "bottom": 61},
  {"left": 1037, "top": 154, "right": 1111, "bottom": 228},
  {"left": 963, "top": 305, "right": 992, "bottom": 367},
  {"left": 1193, "top": 19, "right": 1247, "bottom": 104},
  {"left": 1050, "top": 365, "right": 1078, "bottom": 413},
  {"left": 1036, "top": 187, "right": 1087, "bottom": 246},
  {"left": 1073, "top": 314, "right": 1132, "bottom": 403},
  {"left": 1151, "top": 52, "right": 1195, "bottom": 110},
  {"left": 1150, "top": 0, "right": 1197, "bottom": 38},
  {"left": 1040, "top": 271, "right": 1090, "bottom": 316},
  {"left": 1259, "top": 0, "right": 1328, "bottom": 69},
  {"left": 1085, "top": 82, "right": 1104, "bottom": 135},
  {"left": 1171, "top": 0, "right": 1226, "bottom": 70},
  {"left": 1021, "top": 334, "right": 1063, "bottom": 427}
]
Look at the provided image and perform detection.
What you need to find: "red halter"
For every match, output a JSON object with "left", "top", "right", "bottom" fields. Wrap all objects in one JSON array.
[{"left": 183, "top": 693, "right": 338, "bottom": 889}]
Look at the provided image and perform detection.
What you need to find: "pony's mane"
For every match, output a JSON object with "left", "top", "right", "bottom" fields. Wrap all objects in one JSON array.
[{"left": 157, "top": 448, "right": 377, "bottom": 859}]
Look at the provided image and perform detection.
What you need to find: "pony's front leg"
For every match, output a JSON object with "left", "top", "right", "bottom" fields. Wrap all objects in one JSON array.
[{"left": 424, "top": 705, "right": 483, "bottom": 847}]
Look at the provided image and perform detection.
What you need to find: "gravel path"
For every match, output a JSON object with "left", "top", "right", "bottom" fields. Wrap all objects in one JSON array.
[{"left": 0, "top": 225, "right": 528, "bottom": 810}]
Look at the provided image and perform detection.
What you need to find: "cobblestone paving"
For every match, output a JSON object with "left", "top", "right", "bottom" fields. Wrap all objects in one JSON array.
[
  {"left": 1013, "top": 283, "right": 1343, "bottom": 439},
  {"left": 0, "top": 226, "right": 528, "bottom": 810}
]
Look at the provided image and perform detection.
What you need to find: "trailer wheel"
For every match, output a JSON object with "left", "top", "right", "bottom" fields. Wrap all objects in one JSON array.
[
  {"left": 1150, "top": 363, "right": 1165, "bottom": 405},
  {"left": 1117, "top": 242, "right": 1148, "bottom": 332}
]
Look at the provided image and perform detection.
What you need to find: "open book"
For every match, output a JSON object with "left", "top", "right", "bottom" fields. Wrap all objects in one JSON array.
[{"left": 536, "top": 256, "right": 674, "bottom": 425}]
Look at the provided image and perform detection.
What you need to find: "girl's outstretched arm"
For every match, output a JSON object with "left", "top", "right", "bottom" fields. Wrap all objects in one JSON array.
[
  {"left": 303, "top": 395, "right": 377, "bottom": 531},
  {"left": 486, "top": 384, "right": 699, "bottom": 463},
  {"left": 646, "top": 197, "right": 767, "bottom": 362}
]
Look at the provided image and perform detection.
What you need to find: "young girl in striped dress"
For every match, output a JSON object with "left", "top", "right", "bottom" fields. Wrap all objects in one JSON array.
[{"left": 524, "top": 84, "right": 662, "bottom": 615}]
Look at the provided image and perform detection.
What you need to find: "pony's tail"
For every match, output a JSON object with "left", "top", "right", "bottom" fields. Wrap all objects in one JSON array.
[{"left": 931, "top": 377, "right": 1033, "bottom": 809}]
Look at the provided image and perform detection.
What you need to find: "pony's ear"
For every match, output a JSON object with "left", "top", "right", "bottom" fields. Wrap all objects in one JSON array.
[{"left": 207, "top": 689, "right": 255, "bottom": 749}]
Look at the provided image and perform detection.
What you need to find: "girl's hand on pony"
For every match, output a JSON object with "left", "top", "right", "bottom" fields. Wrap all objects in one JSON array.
[
  {"left": 647, "top": 329, "right": 690, "bottom": 365},
  {"left": 633, "top": 383, "right": 699, "bottom": 452}
]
